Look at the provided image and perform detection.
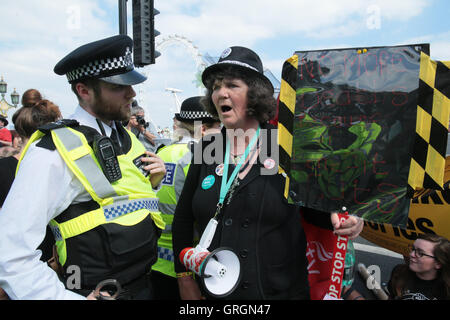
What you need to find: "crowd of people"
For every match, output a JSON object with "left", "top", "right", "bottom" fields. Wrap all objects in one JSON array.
[{"left": 0, "top": 34, "right": 448, "bottom": 301}]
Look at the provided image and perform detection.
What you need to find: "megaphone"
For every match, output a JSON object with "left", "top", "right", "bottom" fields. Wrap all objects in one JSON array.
[{"left": 179, "top": 218, "right": 241, "bottom": 297}]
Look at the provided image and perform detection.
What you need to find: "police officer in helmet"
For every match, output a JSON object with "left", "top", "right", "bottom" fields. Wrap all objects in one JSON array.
[{"left": 152, "top": 96, "right": 220, "bottom": 299}]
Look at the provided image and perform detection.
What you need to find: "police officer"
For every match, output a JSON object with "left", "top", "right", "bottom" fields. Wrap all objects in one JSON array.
[
  {"left": 0, "top": 35, "right": 166, "bottom": 300},
  {"left": 151, "top": 96, "right": 220, "bottom": 299}
]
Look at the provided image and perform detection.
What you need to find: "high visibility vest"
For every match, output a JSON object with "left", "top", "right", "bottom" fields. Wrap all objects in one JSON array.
[
  {"left": 18, "top": 124, "right": 165, "bottom": 288},
  {"left": 153, "top": 142, "right": 192, "bottom": 278}
]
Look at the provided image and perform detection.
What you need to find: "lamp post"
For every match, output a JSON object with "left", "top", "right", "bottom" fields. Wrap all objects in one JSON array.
[{"left": 0, "top": 76, "right": 20, "bottom": 118}]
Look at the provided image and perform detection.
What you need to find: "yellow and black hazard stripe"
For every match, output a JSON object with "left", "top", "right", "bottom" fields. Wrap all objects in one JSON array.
[
  {"left": 407, "top": 52, "right": 450, "bottom": 195},
  {"left": 277, "top": 55, "right": 298, "bottom": 199}
]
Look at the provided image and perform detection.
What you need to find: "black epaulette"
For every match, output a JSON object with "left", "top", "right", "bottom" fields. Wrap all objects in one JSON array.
[
  {"left": 36, "top": 119, "right": 103, "bottom": 151},
  {"left": 36, "top": 119, "right": 80, "bottom": 150},
  {"left": 37, "top": 119, "right": 80, "bottom": 134}
]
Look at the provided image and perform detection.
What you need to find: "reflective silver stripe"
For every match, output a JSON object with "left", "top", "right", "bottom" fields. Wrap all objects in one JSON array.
[
  {"left": 158, "top": 151, "right": 190, "bottom": 215},
  {"left": 178, "top": 151, "right": 192, "bottom": 169},
  {"left": 174, "top": 165, "right": 186, "bottom": 203},
  {"left": 158, "top": 202, "right": 177, "bottom": 215},
  {"left": 174, "top": 153, "right": 191, "bottom": 202},
  {"left": 103, "top": 197, "right": 159, "bottom": 221},
  {"left": 162, "top": 224, "right": 172, "bottom": 234},
  {"left": 53, "top": 127, "right": 117, "bottom": 198},
  {"left": 158, "top": 165, "right": 186, "bottom": 214},
  {"left": 447, "top": 133, "right": 450, "bottom": 156}
]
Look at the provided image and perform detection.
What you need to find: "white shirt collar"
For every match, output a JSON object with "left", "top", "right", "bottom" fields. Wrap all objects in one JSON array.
[
  {"left": 177, "top": 136, "right": 197, "bottom": 144},
  {"left": 69, "top": 105, "right": 115, "bottom": 136}
]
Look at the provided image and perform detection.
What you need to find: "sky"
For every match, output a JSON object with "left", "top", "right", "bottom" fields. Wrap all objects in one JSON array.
[{"left": 0, "top": 0, "right": 449, "bottom": 130}]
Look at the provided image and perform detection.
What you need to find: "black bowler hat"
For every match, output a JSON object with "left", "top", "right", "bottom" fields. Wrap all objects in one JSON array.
[
  {"left": 202, "top": 46, "right": 273, "bottom": 93},
  {"left": 54, "top": 35, "right": 146, "bottom": 86},
  {"left": 175, "top": 96, "right": 217, "bottom": 123},
  {"left": 0, "top": 115, "right": 8, "bottom": 126}
]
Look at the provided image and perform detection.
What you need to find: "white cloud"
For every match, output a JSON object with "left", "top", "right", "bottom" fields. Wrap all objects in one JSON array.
[
  {"left": 401, "top": 31, "right": 450, "bottom": 60},
  {"left": 432, "top": 41, "right": 450, "bottom": 61},
  {"left": 157, "top": 0, "right": 431, "bottom": 49},
  {"left": 0, "top": 0, "right": 441, "bottom": 129},
  {"left": 0, "top": 0, "right": 114, "bottom": 44},
  {"left": 134, "top": 44, "right": 206, "bottom": 127},
  {"left": 0, "top": 0, "right": 117, "bottom": 122}
]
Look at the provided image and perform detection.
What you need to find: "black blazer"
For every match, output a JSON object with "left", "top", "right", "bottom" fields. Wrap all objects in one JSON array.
[{"left": 172, "top": 123, "right": 332, "bottom": 300}]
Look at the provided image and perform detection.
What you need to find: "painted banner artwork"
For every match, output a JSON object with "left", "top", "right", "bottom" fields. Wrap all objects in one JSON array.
[{"left": 287, "top": 44, "right": 430, "bottom": 228}]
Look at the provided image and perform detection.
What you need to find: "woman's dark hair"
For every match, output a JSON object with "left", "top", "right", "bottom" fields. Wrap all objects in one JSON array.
[
  {"left": 12, "top": 100, "right": 62, "bottom": 138},
  {"left": 389, "top": 234, "right": 450, "bottom": 299},
  {"left": 21, "top": 89, "right": 43, "bottom": 107},
  {"left": 201, "top": 66, "right": 276, "bottom": 124},
  {"left": 419, "top": 233, "right": 450, "bottom": 298}
]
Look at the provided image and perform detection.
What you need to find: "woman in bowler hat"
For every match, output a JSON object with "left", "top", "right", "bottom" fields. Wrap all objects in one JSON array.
[{"left": 172, "top": 46, "right": 364, "bottom": 300}]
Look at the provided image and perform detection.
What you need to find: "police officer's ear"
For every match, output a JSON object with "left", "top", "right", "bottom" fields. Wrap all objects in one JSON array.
[{"left": 74, "top": 82, "right": 96, "bottom": 104}]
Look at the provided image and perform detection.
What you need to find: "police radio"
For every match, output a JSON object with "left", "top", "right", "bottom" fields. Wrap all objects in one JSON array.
[
  {"left": 93, "top": 135, "right": 122, "bottom": 183},
  {"left": 133, "top": 154, "right": 150, "bottom": 178}
]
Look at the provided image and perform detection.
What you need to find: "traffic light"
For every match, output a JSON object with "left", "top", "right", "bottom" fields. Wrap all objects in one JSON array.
[{"left": 132, "top": 0, "right": 161, "bottom": 67}]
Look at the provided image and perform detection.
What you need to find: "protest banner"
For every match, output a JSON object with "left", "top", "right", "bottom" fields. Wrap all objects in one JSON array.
[{"left": 279, "top": 44, "right": 449, "bottom": 228}]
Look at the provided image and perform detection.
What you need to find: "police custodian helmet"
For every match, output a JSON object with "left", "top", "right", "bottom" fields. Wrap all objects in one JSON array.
[
  {"left": 54, "top": 35, "right": 147, "bottom": 86},
  {"left": 175, "top": 96, "right": 218, "bottom": 123}
]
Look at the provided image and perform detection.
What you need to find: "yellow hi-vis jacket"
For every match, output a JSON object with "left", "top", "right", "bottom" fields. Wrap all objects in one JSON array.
[
  {"left": 153, "top": 142, "right": 192, "bottom": 278},
  {"left": 18, "top": 123, "right": 165, "bottom": 288}
]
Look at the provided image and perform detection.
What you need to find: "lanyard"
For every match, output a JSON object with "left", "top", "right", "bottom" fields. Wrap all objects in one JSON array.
[{"left": 214, "top": 126, "right": 260, "bottom": 218}]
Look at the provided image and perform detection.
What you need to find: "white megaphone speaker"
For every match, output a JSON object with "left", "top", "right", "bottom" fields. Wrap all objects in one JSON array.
[{"left": 179, "top": 218, "right": 241, "bottom": 297}]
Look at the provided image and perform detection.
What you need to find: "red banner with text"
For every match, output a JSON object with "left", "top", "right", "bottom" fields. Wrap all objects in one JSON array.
[{"left": 303, "top": 212, "right": 349, "bottom": 300}]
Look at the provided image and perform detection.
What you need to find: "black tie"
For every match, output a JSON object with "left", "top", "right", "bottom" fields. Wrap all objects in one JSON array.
[{"left": 110, "top": 128, "right": 122, "bottom": 154}]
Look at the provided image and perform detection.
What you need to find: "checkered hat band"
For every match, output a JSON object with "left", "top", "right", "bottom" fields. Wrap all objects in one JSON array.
[
  {"left": 217, "top": 60, "right": 259, "bottom": 72},
  {"left": 66, "top": 47, "right": 133, "bottom": 82},
  {"left": 50, "top": 224, "right": 63, "bottom": 242},
  {"left": 179, "top": 111, "right": 212, "bottom": 120},
  {"left": 103, "top": 197, "right": 159, "bottom": 221},
  {"left": 158, "top": 247, "right": 175, "bottom": 262}
]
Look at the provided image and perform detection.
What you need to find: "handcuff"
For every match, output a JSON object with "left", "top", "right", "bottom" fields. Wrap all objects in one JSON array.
[{"left": 93, "top": 279, "right": 122, "bottom": 300}]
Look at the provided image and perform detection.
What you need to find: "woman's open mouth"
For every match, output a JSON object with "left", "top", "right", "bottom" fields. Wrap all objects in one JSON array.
[{"left": 221, "top": 106, "right": 232, "bottom": 113}]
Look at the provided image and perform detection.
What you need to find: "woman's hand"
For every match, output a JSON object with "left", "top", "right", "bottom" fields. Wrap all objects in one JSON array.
[
  {"left": 330, "top": 212, "right": 364, "bottom": 240},
  {"left": 177, "top": 276, "right": 204, "bottom": 300}
]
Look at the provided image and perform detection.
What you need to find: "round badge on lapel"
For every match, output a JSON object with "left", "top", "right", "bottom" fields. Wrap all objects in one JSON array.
[
  {"left": 215, "top": 164, "right": 224, "bottom": 176},
  {"left": 263, "top": 158, "right": 276, "bottom": 170},
  {"left": 202, "top": 175, "right": 216, "bottom": 190}
]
